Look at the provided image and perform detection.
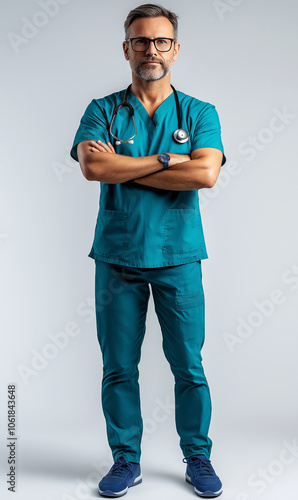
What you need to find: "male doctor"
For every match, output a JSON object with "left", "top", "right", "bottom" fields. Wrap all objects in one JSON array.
[{"left": 70, "top": 4, "right": 226, "bottom": 498}]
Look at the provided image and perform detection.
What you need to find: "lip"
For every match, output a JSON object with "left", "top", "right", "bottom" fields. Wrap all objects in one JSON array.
[{"left": 143, "top": 61, "right": 160, "bottom": 64}]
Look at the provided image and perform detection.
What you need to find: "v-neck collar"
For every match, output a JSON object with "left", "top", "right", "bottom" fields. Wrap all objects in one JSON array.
[{"left": 127, "top": 87, "right": 176, "bottom": 131}]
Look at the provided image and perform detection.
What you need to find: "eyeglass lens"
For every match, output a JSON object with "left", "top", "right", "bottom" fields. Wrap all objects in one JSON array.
[{"left": 131, "top": 38, "right": 173, "bottom": 52}]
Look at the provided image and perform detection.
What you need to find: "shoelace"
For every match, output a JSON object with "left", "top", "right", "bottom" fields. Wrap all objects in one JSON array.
[
  {"left": 107, "top": 457, "right": 132, "bottom": 477},
  {"left": 183, "top": 455, "right": 215, "bottom": 476}
]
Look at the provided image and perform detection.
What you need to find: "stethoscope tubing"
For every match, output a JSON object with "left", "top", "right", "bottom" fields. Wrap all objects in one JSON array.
[{"left": 109, "top": 84, "right": 189, "bottom": 145}]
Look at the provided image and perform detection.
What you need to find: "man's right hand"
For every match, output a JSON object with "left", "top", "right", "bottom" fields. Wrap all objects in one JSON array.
[{"left": 167, "top": 153, "right": 191, "bottom": 167}]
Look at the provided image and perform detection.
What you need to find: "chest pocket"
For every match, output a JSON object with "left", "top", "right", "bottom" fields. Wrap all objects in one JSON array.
[
  {"left": 92, "top": 209, "right": 129, "bottom": 258},
  {"left": 162, "top": 208, "right": 204, "bottom": 255}
]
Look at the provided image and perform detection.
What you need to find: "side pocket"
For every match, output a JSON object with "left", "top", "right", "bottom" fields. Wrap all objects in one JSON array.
[
  {"left": 176, "top": 290, "right": 204, "bottom": 310},
  {"left": 92, "top": 209, "right": 129, "bottom": 258},
  {"left": 162, "top": 208, "right": 205, "bottom": 254}
]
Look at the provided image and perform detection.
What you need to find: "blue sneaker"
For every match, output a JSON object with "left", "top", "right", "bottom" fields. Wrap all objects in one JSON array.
[
  {"left": 183, "top": 454, "right": 223, "bottom": 497},
  {"left": 98, "top": 456, "right": 142, "bottom": 497}
]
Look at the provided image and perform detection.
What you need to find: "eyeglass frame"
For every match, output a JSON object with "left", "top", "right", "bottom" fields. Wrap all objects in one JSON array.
[{"left": 125, "top": 37, "right": 176, "bottom": 52}]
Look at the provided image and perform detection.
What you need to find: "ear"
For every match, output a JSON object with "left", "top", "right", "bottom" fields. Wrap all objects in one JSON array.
[
  {"left": 173, "top": 42, "right": 181, "bottom": 61},
  {"left": 123, "top": 41, "right": 130, "bottom": 61}
]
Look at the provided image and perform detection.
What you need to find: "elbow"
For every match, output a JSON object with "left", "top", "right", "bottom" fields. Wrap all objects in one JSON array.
[
  {"left": 80, "top": 160, "right": 101, "bottom": 181},
  {"left": 78, "top": 155, "right": 95, "bottom": 181},
  {"left": 77, "top": 150, "right": 106, "bottom": 181},
  {"left": 201, "top": 168, "right": 219, "bottom": 189},
  {"left": 84, "top": 166, "right": 96, "bottom": 181},
  {"left": 204, "top": 175, "right": 216, "bottom": 189},
  {"left": 192, "top": 153, "right": 222, "bottom": 189},
  {"left": 80, "top": 164, "right": 93, "bottom": 181}
]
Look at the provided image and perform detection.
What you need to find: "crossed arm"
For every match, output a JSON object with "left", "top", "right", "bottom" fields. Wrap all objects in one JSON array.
[{"left": 77, "top": 140, "right": 223, "bottom": 191}]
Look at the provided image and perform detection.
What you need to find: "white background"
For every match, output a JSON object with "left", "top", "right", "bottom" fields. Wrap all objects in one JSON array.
[{"left": 1, "top": 1, "right": 298, "bottom": 499}]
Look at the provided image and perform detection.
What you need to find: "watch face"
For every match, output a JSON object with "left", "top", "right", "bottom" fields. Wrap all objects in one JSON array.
[{"left": 160, "top": 153, "right": 170, "bottom": 162}]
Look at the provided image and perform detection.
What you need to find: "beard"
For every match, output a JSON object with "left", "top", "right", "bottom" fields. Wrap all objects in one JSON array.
[{"left": 130, "top": 57, "right": 174, "bottom": 81}]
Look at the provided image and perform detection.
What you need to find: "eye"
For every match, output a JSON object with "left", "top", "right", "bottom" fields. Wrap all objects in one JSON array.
[{"left": 135, "top": 38, "right": 147, "bottom": 44}]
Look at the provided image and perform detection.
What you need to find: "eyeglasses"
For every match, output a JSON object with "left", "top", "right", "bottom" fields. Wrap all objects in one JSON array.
[{"left": 126, "top": 37, "right": 175, "bottom": 52}]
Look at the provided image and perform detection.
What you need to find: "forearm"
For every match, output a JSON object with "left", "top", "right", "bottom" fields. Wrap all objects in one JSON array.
[
  {"left": 85, "top": 151, "right": 163, "bottom": 183},
  {"left": 134, "top": 159, "right": 210, "bottom": 191},
  {"left": 84, "top": 141, "right": 213, "bottom": 188}
]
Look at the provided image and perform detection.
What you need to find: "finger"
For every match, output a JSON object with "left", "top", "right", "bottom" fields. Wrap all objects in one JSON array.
[
  {"left": 89, "top": 141, "right": 103, "bottom": 151},
  {"left": 102, "top": 141, "right": 115, "bottom": 153},
  {"left": 107, "top": 141, "right": 116, "bottom": 153},
  {"left": 90, "top": 143, "right": 107, "bottom": 153},
  {"left": 91, "top": 146, "right": 107, "bottom": 153},
  {"left": 96, "top": 140, "right": 111, "bottom": 153}
]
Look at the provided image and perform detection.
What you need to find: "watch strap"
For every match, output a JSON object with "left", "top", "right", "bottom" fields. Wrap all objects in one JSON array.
[{"left": 158, "top": 153, "right": 170, "bottom": 171}]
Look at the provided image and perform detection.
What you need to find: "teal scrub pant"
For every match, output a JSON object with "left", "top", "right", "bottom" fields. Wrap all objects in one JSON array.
[{"left": 94, "top": 259, "right": 212, "bottom": 463}]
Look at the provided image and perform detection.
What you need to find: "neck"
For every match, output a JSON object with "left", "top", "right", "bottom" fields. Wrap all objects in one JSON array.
[{"left": 130, "top": 74, "right": 173, "bottom": 105}]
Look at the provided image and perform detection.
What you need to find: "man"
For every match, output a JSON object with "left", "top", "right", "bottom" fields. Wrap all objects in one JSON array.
[{"left": 70, "top": 4, "right": 226, "bottom": 498}]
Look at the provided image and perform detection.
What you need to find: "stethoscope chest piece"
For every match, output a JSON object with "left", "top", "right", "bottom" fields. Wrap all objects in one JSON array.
[{"left": 173, "top": 128, "right": 190, "bottom": 144}]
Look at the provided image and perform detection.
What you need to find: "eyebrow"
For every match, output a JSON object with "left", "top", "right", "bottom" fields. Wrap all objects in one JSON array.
[{"left": 129, "top": 35, "right": 173, "bottom": 39}]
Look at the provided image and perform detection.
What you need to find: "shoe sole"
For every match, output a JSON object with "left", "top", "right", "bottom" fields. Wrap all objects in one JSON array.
[
  {"left": 185, "top": 473, "right": 223, "bottom": 497},
  {"left": 98, "top": 475, "right": 142, "bottom": 497}
]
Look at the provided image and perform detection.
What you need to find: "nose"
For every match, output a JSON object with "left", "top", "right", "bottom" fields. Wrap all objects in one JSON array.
[{"left": 146, "top": 40, "right": 158, "bottom": 56}]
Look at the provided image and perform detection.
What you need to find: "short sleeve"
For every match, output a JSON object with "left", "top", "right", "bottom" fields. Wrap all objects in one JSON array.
[
  {"left": 191, "top": 104, "right": 226, "bottom": 166},
  {"left": 70, "top": 99, "right": 110, "bottom": 162}
]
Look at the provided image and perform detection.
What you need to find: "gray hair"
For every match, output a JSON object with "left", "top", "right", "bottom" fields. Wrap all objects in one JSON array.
[{"left": 124, "top": 3, "right": 179, "bottom": 41}]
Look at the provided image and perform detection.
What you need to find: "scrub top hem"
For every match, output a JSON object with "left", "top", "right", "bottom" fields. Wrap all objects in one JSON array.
[{"left": 88, "top": 251, "right": 208, "bottom": 268}]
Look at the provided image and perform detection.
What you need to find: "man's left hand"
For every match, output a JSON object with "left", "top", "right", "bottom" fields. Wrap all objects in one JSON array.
[{"left": 89, "top": 140, "right": 116, "bottom": 154}]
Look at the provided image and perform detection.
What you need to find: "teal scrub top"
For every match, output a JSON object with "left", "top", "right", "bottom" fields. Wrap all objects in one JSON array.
[{"left": 70, "top": 87, "right": 226, "bottom": 268}]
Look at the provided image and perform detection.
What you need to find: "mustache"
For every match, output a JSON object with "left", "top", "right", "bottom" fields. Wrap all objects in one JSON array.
[{"left": 141, "top": 58, "right": 162, "bottom": 64}]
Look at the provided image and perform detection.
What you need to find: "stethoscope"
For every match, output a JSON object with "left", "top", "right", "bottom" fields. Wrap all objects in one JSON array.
[{"left": 109, "top": 84, "right": 189, "bottom": 145}]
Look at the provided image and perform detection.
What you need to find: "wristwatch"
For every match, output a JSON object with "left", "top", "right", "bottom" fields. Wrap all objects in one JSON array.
[
  {"left": 158, "top": 153, "right": 171, "bottom": 170},
  {"left": 131, "top": 153, "right": 170, "bottom": 183}
]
